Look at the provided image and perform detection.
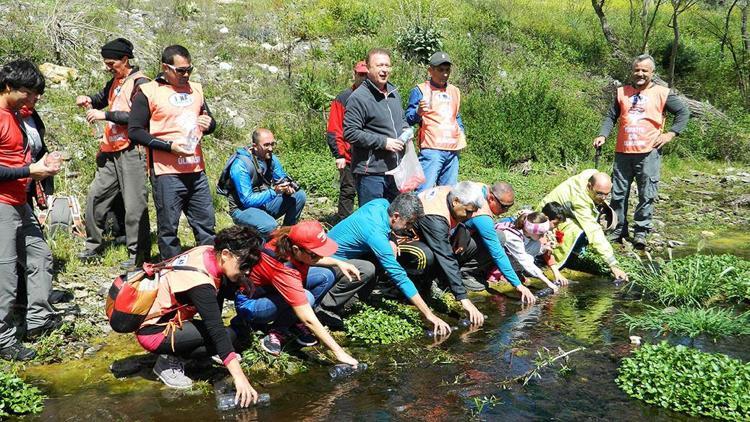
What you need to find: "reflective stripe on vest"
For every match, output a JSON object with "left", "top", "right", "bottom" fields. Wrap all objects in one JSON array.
[
  {"left": 417, "top": 81, "right": 465, "bottom": 151},
  {"left": 141, "top": 245, "right": 220, "bottom": 328},
  {"left": 139, "top": 80, "right": 205, "bottom": 175},
  {"left": 101, "top": 70, "right": 148, "bottom": 153},
  {"left": 615, "top": 84, "right": 669, "bottom": 154},
  {"left": 418, "top": 186, "right": 457, "bottom": 229}
]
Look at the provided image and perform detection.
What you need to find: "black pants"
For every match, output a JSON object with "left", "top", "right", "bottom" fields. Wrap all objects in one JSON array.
[
  {"left": 336, "top": 164, "right": 357, "bottom": 222},
  {"left": 151, "top": 320, "right": 237, "bottom": 360},
  {"left": 319, "top": 259, "right": 377, "bottom": 312},
  {"left": 151, "top": 171, "right": 216, "bottom": 260}
]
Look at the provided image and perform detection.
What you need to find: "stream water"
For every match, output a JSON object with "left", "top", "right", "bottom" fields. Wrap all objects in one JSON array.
[{"left": 17, "top": 242, "right": 750, "bottom": 421}]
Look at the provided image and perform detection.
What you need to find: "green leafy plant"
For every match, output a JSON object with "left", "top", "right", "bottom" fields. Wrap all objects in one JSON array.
[
  {"left": 0, "top": 371, "right": 46, "bottom": 417},
  {"left": 470, "top": 394, "right": 501, "bottom": 418},
  {"left": 616, "top": 342, "right": 750, "bottom": 420},
  {"left": 240, "top": 338, "right": 308, "bottom": 379},
  {"left": 620, "top": 306, "right": 750, "bottom": 338},
  {"left": 344, "top": 301, "right": 422, "bottom": 345},
  {"left": 394, "top": 1, "right": 443, "bottom": 64}
]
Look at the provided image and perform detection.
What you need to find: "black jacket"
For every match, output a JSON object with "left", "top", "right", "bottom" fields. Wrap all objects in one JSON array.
[
  {"left": 26, "top": 111, "right": 54, "bottom": 207},
  {"left": 343, "top": 79, "right": 407, "bottom": 175}
]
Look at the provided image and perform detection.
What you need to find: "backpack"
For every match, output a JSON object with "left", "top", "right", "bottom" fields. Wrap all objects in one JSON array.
[
  {"left": 105, "top": 262, "right": 208, "bottom": 333},
  {"left": 38, "top": 195, "right": 86, "bottom": 238},
  {"left": 216, "top": 151, "right": 256, "bottom": 197}
]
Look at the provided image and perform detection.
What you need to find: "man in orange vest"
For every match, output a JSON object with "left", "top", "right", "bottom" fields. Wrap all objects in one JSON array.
[
  {"left": 128, "top": 45, "right": 217, "bottom": 260},
  {"left": 405, "top": 52, "right": 465, "bottom": 193},
  {"left": 75, "top": 38, "right": 150, "bottom": 269},
  {"left": 593, "top": 54, "right": 689, "bottom": 250}
]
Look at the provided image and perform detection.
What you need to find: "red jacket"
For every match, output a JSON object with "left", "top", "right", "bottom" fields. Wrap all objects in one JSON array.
[
  {"left": 0, "top": 108, "right": 31, "bottom": 205},
  {"left": 325, "top": 86, "right": 355, "bottom": 163}
]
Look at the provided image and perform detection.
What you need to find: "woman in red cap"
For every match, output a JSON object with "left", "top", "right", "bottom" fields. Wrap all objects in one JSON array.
[{"left": 234, "top": 220, "right": 360, "bottom": 365}]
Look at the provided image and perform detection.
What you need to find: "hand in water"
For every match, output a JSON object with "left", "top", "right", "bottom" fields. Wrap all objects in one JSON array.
[
  {"left": 516, "top": 285, "right": 537, "bottom": 304},
  {"left": 335, "top": 351, "right": 359, "bottom": 367},
  {"left": 460, "top": 299, "right": 485, "bottom": 326},
  {"left": 426, "top": 313, "right": 452, "bottom": 337},
  {"left": 233, "top": 376, "right": 258, "bottom": 408}
]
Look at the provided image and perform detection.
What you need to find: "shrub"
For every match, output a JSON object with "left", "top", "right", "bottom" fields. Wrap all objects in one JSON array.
[
  {"left": 0, "top": 371, "right": 46, "bottom": 417},
  {"left": 344, "top": 300, "right": 423, "bottom": 345},
  {"left": 620, "top": 306, "right": 750, "bottom": 338},
  {"left": 616, "top": 342, "right": 750, "bottom": 420},
  {"left": 396, "top": 25, "right": 443, "bottom": 64}
]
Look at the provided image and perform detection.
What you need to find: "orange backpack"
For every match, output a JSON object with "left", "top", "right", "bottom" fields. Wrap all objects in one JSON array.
[{"left": 105, "top": 262, "right": 208, "bottom": 333}]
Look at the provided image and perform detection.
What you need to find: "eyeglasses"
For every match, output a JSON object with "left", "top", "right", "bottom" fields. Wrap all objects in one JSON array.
[
  {"left": 164, "top": 63, "right": 194, "bottom": 75},
  {"left": 491, "top": 192, "right": 514, "bottom": 209}
]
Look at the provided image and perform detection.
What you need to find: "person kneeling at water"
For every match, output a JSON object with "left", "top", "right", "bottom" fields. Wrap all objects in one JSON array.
[
  {"left": 234, "top": 221, "right": 360, "bottom": 366},
  {"left": 135, "top": 226, "right": 262, "bottom": 404}
]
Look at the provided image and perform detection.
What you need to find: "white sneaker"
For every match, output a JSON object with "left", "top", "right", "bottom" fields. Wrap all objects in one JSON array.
[{"left": 153, "top": 354, "right": 193, "bottom": 389}]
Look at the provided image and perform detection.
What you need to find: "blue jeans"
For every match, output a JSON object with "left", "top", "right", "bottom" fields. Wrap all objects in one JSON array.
[
  {"left": 231, "top": 190, "right": 306, "bottom": 236},
  {"left": 416, "top": 149, "right": 459, "bottom": 192},
  {"left": 355, "top": 174, "right": 398, "bottom": 206},
  {"left": 234, "top": 266, "right": 335, "bottom": 330}
]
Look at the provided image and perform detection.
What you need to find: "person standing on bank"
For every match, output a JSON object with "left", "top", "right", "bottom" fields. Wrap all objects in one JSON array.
[
  {"left": 593, "top": 54, "right": 689, "bottom": 250},
  {"left": 404, "top": 51, "right": 466, "bottom": 192},
  {"left": 75, "top": 38, "right": 151, "bottom": 269},
  {"left": 0, "top": 59, "right": 62, "bottom": 361},
  {"left": 326, "top": 61, "right": 368, "bottom": 222},
  {"left": 128, "top": 45, "right": 217, "bottom": 260},
  {"left": 343, "top": 48, "right": 408, "bottom": 205}
]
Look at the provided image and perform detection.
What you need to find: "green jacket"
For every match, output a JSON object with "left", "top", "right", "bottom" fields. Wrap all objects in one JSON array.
[{"left": 537, "top": 169, "right": 617, "bottom": 266}]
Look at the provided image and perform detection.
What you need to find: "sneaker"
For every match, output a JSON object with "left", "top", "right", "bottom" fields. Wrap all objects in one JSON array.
[
  {"left": 316, "top": 309, "right": 345, "bottom": 331},
  {"left": 25, "top": 315, "right": 64, "bottom": 340},
  {"left": 461, "top": 273, "right": 488, "bottom": 292},
  {"left": 291, "top": 323, "right": 318, "bottom": 347},
  {"left": 632, "top": 234, "right": 647, "bottom": 250},
  {"left": 259, "top": 330, "right": 286, "bottom": 356},
  {"left": 153, "top": 354, "right": 193, "bottom": 389},
  {"left": 0, "top": 342, "right": 36, "bottom": 361},
  {"left": 211, "top": 354, "right": 243, "bottom": 365},
  {"left": 77, "top": 249, "right": 100, "bottom": 262}
]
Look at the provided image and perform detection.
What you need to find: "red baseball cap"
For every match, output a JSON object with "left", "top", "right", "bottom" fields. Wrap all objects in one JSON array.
[
  {"left": 354, "top": 61, "right": 368, "bottom": 74},
  {"left": 288, "top": 221, "right": 338, "bottom": 257}
]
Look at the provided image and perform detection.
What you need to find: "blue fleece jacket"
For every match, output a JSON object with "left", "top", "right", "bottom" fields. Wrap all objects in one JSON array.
[
  {"left": 464, "top": 214, "right": 522, "bottom": 287},
  {"left": 328, "top": 199, "right": 418, "bottom": 299},
  {"left": 228, "top": 148, "right": 288, "bottom": 209}
]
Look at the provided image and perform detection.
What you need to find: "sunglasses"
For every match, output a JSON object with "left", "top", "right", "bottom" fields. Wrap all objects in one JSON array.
[
  {"left": 164, "top": 63, "right": 194, "bottom": 75},
  {"left": 491, "top": 192, "right": 514, "bottom": 209}
]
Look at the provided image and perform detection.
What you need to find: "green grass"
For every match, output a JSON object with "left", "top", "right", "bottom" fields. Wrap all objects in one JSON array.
[
  {"left": 620, "top": 306, "right": 750, "bottom": 339},
  {"left": 617, "top": 342, "right": 750, "bottom": 421}
]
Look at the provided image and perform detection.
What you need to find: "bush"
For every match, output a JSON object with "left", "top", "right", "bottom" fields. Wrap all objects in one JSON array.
[
  {"left": 0, "top": 371, "right": 46, "bottom": 417},
  {"left": 396, "top": 25, "right": 443, "bottom": 64},
  {"left": 616, "top": 342, "right": 750, "bottom": 420},
  {"left": 344, "top": 300, "right": 423, "bottom": 344},
  {"left": 620, "top": 306, "right": 750, "bottom": 338}
]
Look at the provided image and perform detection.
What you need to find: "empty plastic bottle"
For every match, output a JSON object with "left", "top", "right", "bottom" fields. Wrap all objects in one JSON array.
[
  {"left": 536, "top": 287, "right": 555, "bottom": 298},
  {"left": 329, "top": 363, "right": 368, "bottom": 380},
  {"left": 398, "top": 127, "right": 414, "bottom": 143},
  {"left": 183, "top": 126, "right": 200, "bottom": 154},
  {"left": 216, "top": 392, "right": 270, "bottom": 411}
]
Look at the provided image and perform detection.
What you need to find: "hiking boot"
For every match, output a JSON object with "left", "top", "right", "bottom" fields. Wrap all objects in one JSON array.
[
  {"left": 259, "top": 330, "right": 286, "bottom": 356},
  {"left": 461, "top": 273, "right": 487, "bottom": 292},
  {"left": 77, "top": 249, "right": 100, "bottom": 263},
  {"left": 25, "top": 315, "right": 64, "bottom": 341},
  {"left": 316, "top": 309, "right": 345, "bottom": 331},
  {"left": 153, "top": 354, "right": 193, "bottom": 389},
  {"left": 291, "top": 323, "right": 318, "bottom": 347},
  {"left": 632, "top": 234, "right": 647, "bottom": 250},
  {"left": 0, "top": 342, "right": 36, "bottom": 361}
]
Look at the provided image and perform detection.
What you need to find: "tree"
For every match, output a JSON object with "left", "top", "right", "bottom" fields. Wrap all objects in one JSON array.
[{"left": 667, "top": 0, "right": 700, "bottom": 86}]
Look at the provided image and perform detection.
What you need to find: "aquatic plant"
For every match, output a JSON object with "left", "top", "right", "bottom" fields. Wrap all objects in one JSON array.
[
  {"left": 616, "top": 342, "right": 750, "bottom": 421},
  {"left": 240, "top": 338, "right": 308, "bottom": 380},
  {"left": 344, "top": 301, "right": 423, "bottom": 345},
  {"left": 0, "top": 371, "right": 46, "bottom": 417},
  {"left": 565, "top": 250, "right": 611, "bottom": 275},
  {"left": 620, "top": 306, "right": 750, "bottom": 338},
  {"left": 627, "top": 254, "right": 750, "bottom": 306}
]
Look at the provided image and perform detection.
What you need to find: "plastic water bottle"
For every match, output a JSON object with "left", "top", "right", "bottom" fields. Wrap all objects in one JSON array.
[
  {"left": 216, "top": 392, "right": 270, "bottom": 411},
  {"left": 85, "top": 105, "right": 105, "bottom": 140},
  {"left": 44, "top": 151, "right": 62, "bottom": 171},
  {"left": 536, "top": 287, "right": 555, "bottom": 298},
  {"left": 398, "top": 127, "right": 414, "bottom": 143},
  {"left": 329, "top": 363, "right": 368, "bottom": 380},
  {"left": 183, "top": 125, "right": 200, "bottom": 154}
]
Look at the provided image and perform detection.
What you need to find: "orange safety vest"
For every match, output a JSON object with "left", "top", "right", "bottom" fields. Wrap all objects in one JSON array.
[
  {"left": 615, "top": 84, "right": 669, "bottom": 154},
  {"left": 139, "top": 80, "right": 206, "bottom": 175},
  {"left": 419, "top": 186, "right": 458, "bottom": 229},
  {"left": 101, "top": 70, "right": 148, "bottom": 153},
  {"left": 417, "top": 81, "right": 466, "bottom": 151},
  {"left": 140, "top": 245, "right": 220, "bottom": 328}
]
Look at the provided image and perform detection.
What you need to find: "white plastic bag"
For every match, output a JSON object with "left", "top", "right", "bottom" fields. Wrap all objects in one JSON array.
[{"left": 386, "top": 140, "right": 425, "bottom": 193}]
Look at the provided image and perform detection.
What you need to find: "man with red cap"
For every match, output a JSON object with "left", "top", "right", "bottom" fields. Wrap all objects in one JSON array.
[
  {"left": 75, "top": 38, "right": 150, "bottom": 269},
  {"left": 326, "top": 61, "right": 368, "bottom": 222}
]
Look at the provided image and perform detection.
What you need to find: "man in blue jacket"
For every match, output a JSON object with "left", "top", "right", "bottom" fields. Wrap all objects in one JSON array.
[
  {"left": 225, "top": 128, "right": 306, "bottom": 236},
  {"left": 325, "top": 193, "right": 452, "bottom": 336}
]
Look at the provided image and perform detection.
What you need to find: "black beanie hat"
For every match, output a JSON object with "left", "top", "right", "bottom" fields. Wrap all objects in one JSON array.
[{"left": 101, "top": 38, "right": 134, "bottom": 59}]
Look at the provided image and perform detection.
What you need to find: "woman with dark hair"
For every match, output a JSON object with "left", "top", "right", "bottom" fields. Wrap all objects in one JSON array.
[
  {"left": 134, "top": 225, "right": 262, "bottom": 405},
  {"left": 492, "top": 211, "right": 562, "bottom": 292},
  {"left": 234, "top": 220, "right": 359, "bottom": 367}
]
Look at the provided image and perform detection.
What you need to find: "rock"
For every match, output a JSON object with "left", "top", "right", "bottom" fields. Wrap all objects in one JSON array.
[
  {"left": 219, "top": 26, "right": 229, "bottom": 34},
  {"left": 218, "top": 62, "right": 233, "bottom": 71},
  {"left": 629, "top": 335, "right": 641, "bottom": 345},
  {"left": 700, "top": 230, "right": 716, "bottom": 238},
  {"left": 663, "top": 306, "right": 679, "bottom": 315},
  {"left": 84, "top": 344, "right": 103, "bottom": 357},
  {"left": 232, "top": 116, "right": 246, "bottom": 128},
  {"left": 268, "top": 65, "right": 279, "bottom": 74},
  {"left": 39, "top": 63, "right": 78, "bottom": 86}
]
